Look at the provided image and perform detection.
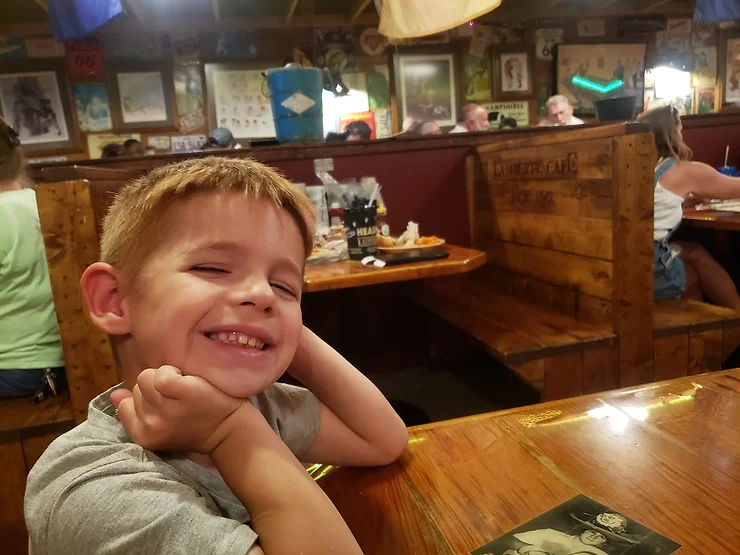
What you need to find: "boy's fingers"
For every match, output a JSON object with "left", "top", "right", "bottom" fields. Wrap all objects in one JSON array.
[
  {"left": 110, "top": 388, "right": 132, "bottom": 408},
  {"left": 153, "top": 366, "right": 189, "bottom": 400},
  {"left": 115, "top": 397, "right": 139, "bottom": 438},
  {"left": 136, "top": 369, "right": 163, "bottom": 406}
]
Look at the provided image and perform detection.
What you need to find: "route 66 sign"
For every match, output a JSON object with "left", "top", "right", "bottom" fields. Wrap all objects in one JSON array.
[{"left": 535, "top": 28, "right": 564, "bottom": 61}]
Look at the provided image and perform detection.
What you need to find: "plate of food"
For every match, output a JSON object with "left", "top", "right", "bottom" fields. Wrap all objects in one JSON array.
[{"left": 376, "top": 233, "right": 446, "bottom": 252}]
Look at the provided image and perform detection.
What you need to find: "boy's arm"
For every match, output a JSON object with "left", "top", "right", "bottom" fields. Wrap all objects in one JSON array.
[
  {"left": 213, "top": 403, "right": 363, "bottom": 555},
  {"left": 289, "top": 327, "right": 408, "bottom": 466}
]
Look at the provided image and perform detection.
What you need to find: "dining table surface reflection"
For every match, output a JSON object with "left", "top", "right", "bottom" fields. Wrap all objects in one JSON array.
[{"left": 315, "top": 369, "right": 740, "bottom": 555}]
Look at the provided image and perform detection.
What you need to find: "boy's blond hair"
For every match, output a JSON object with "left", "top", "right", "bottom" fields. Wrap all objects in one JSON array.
[{"left": 101, "top": 156, "right": 315, "bottom": 279}]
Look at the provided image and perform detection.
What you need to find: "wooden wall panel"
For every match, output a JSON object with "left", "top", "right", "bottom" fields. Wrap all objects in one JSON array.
[
  {"left": 0, "top": 441, "right": 29, "bottom": 555},
  {"left": 542, "top": 352, "right": 583, "bottom": 401},
  {"left": 689, "top": 330, "right": 724, "bottom": 375},
  {"left": 475, "top": 212, "right": 613, "bottom": 260},
  {"left": 654, "top": 335, "right": 689, "bottom": 382},
  {"left": 485, "top": 241, "right": 613, "bottom": 300},
  {"left": 582, "top": 347, "right": 619, "bottom": 394},
  {"left": 37, "top": 181, "right": 119, "bottom": 423},
  {"left": 610, "top": 134, "right": 655, "bottom": 387}
]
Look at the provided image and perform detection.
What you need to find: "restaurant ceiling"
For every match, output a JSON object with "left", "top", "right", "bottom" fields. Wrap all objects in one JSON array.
[{"left": 0, "top": 0, "right": 697, "bottom": 36}]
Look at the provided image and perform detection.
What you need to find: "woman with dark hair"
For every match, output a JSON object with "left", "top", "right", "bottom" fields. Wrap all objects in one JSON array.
[
  {"left": 344, "top": 120, "right": 372, "bottom": 141},
  {"left": 637, "top": 105, "right": 740, "bottom": 309},
  {"left": 0, "top": 117, "right": 65, "bottom": 398}
]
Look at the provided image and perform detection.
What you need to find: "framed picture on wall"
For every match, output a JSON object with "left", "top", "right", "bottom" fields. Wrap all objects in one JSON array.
[
  {"left": 204, "top": 62, "right": 277, "bottom": 139},
  {"left": 0, "top": 60, "right": 79, "bottom": 154},
  {"left": 496, "top": 51, "right": 531, "bottom": 96},
  {"left": 726, "top": 37, "right": 740, "bottom": 104},
  {"left": 395, "top": 53, "right": 457, "bottom": 128},
  {"left": 554, "top": 43, "right": 647, "bottom": 116},
  {"left": 108, "top": 64, "right": 174, "bottom": 129},
  {"left": 464, "top": 54, "right": 492, "bottom": 102}
]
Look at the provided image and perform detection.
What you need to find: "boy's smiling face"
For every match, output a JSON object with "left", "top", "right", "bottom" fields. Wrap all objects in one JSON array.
[{"left": 120, "top": 192, "right": 305, "bottom": 398}]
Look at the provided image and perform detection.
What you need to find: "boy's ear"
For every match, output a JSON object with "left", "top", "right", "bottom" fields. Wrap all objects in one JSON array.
[{"left": 80, "top": 262, "right": 131, "bottom": 335}]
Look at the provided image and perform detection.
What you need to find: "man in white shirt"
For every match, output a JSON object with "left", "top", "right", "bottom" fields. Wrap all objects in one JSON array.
[
  {"left": 537, "top": 94, "right": 584, "bottom": 127},
  {"left": 449, "top": 103, "right": 490, "bottom": 133}
]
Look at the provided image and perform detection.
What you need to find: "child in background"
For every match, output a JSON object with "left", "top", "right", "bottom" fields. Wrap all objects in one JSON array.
[{"left": 25, "top": 157, "right": 408, "bottom": 555}]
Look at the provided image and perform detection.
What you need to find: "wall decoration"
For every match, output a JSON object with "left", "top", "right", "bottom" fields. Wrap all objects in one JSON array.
[
  {"left": 72, "top": 83, "right": 112, "bottom": 132},
  {"left": 103, "top": 34, "right": 163, "bottom": 61},
  {"left": 555, "top": 43, "right": 646, "bottom": 116},
  {"left": 66, "top": 39, "right": 103, "bottom": 77},
  {"left": 498, "top": 52, "right": 531, "bottom": 95},
  {"left": 374, "top": 108, "right": 391, "bottom": 138},
  {"left": 199, "top": 31, "right": 257, "bottom": 60},
  {"left": 338, "top": 111, "right": 375, "bottom": 138},
  {"left": 147, "top": 135, "right": 171, "bottom": 150},
  {"left": 726, "top": 38, "right": 740, "bottom": 104},
  {"left": 692, "top": 46, "right": 717, "bottom": 88},
  {"left": 666, "top": 18, "right": 692, "bottom": 35},
  {"left": 205, "top": 63, "right": 276, "bottom": 139},
  {"left": 490, "top": 22, "right": 525, "bottom": 45},
  {"left": 0, "top": 71, "right": 69, "bottom": 144},
  {"left": 692, "top": 23, "right": 716, "bottom": 46},
  {"left": 617, "top": 16, "right": 666, "bottom": 38},
  {"left": 366, "top": 64, "right": 390, "bottom": 110},
  {"left": 359, "top": 27, "right": 387, "bottom": 57},
  {"left": 87, "top": 132, "right": 140, "bottom": 159},
  {"left": 172, "top": 32, "right": 199, "bottom": 62},
  {"left": 316, "top": 27, "right": 357, "bottom": 95},
  {"left": 696, "top": 86, "right": 716, "bottom": 113},
  {"left": 396, "top": 53, "right": 457, "bottom": 127},
  {"left": 577, "top": 20, "right": 606, "bottom": 38},
  {"left": 482, "top": 101, "right": 530, "bottom": 127},
  {"left": 173, "top": 64, "right": 205, "bottom": 131},
  {"left": 117, "top": 71, "right": 168, "bottom": 123},
  {"left": 535, "top": 28, "right": 564, "bottom": 61},
  {"left": 0, "top": 37, "right": 25, "bottom": 59},
  {"left": 25, "top": 37, "right": 65, "bottom": 58},
  {"left": 171, "top": 134, "right": 206, "bottom": 152},
  {"left": 464, "top": 55, "right": 492, "bottom": 102},
  {"left": 655, "top": 31, "right": 691, "bottom": 64}
]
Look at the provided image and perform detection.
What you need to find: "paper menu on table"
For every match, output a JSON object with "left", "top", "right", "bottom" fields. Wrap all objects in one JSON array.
[
  {"left": 695, "top": 199, "right": 740, "bottom": 212},
  {"left": 212, "top": 69, "right": 276, "bottom": 139}
]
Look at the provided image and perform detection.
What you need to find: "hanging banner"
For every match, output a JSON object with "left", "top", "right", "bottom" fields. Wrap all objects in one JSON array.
[
  {"left": 66, "top": 38, "right": 103, "bottom": 77},
  {"left": 483, "top": 101, "right": 530, "bottom": 127}
]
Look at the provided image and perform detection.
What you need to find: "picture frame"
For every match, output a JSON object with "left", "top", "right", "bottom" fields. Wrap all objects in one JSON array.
[
  {"left": 554, "top": 42, "right": 647, "bottom": 116},
  {"left": 394, "top": 52, "right": 458, "bottom": 128},
  {"left": 204, "top": 62, "right": 278, "bottom": 140},
  {"left": 0, "top": 59, "right": 79, "bottom": 154},
  {"left": 496, "top": 51, "right": 532, "bottom": 97},
  {"left": 464, "top": 54, "right": 492, "bottom": 102},
  {"left": 108, "top": 63, "right": 174, "bottom": 129},
  {"left": 725, "top": 36, "right": 740, "bottom": 105}
]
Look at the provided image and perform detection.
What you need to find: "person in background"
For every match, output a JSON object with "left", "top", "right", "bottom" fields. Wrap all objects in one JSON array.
[
  {"left": 25, "top": 157, "right": 407, "bottom": 555},
  {"left": 449, "top": 103, "right": 490, "bottom": 133},
  {"left": 416, "top": 121, "right": 442, "bottom": 136},
  {"left": 324, "top": 131, "right": 347, "bottom": 142},
  {"left": 499, "top": 117, "right": 518, "bottom": 130},
  {"left": 101, "top": 143, "right": 125, "bottom": 159},
  {"left": 344, "top": 120, "right": 372, "bottom": 141},
  {"left": 123, "top": 139, "right": 146, "bottom": 157},
  {"left": 537, "top": 95, "right": 584, "bottom": 127},
  {"left": 638, "top": 105, "right": 740, "bottom": 310},
  {"left": 145, "top": 147, "right": 157, "bottom": 156},
  {"left": 203, "top": 127, "right": 242, "bottom": 150},
  {"left": 0, "top": 117, "right": 65, "bottom": 398}
]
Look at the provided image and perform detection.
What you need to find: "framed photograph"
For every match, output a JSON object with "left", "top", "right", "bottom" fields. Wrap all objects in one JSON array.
[
  {"left": 497, "top": 51, "right": 531, "bottom": 96},
  {"left": 72, "top": 83, "right": 112, "bottom": 132},
  {"left": 204, "top": 62, "right": 277, "bottom": 139},
  {"left": 464, "top": 54, "right": 492, "bottom": 102},
  {"left": 0, "top": 60, "right": 79, "bottom": 154},
  {"left": 108, "top": 64, "right": 174, "bottom": 129},
  {"left": 692, "top": 46, "right": 717, "bottom": 88},
  {"left": 396, "top": 53, "right": 457, "bottom": 127},
  {"left": 554, "top": 43, "right": 647, "bottom": 116},
  {"left": 726, "top": 37, "right": 740, "bottom": 104}
]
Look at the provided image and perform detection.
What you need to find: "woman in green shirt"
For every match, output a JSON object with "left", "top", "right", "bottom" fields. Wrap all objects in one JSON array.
[{"left": 0, "top": 117, "right": 65, "bottom": 398}]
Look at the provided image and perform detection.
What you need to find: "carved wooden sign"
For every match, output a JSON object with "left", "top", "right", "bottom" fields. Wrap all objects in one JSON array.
[{"left": 486, "top": 152, "right": 578, "bottom": 181}]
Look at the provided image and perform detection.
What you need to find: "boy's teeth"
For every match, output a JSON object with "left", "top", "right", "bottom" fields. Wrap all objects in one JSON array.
[{"left": 208, "top": 332, "right": 265, "bottom": 349}]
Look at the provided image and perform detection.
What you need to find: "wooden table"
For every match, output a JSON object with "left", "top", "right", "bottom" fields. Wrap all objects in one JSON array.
[
  {"left": 303, "top": 245, "right": 486, "bottom": 293},
  {"left": 682, "top": 209, "right": 740, "bottom": 231},
  {"left": 316, "top": 370, "right": 740, "bottom": 554}
]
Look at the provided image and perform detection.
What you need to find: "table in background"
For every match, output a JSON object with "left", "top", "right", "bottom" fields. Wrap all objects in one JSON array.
[
  {"left": 303, "top": 245, "right": 486, "bottom": 293},
  {"left": 682, "top": 209, "right": 740, "bottom": 232},
  {"left": 316, "top": 369, "right": 740, "bottom": 554}
]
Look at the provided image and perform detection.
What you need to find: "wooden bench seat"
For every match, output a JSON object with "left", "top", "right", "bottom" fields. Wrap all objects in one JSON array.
[
  {"left": 414, "top": 276, "right": 618, "bottom": 400},
  {"left": 0, "top": 393, "right": 75, "bottom": 554},
  {"left": 653, "top": 299, "right": 740, "bottom": 380}
]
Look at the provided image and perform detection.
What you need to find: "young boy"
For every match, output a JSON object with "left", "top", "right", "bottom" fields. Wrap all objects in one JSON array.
[{"left": 25, "top": 157, "right": 408, "bottom": 555}]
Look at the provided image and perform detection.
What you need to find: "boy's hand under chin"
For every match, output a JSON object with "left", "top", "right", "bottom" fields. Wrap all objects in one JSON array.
[{"left": 111, "top": 366, "right": 245, "bottom": 454}]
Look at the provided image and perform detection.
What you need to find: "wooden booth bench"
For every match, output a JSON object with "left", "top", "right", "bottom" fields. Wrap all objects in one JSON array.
[{"left": 414, "top": 124, "right": 740, "bottom": 399}]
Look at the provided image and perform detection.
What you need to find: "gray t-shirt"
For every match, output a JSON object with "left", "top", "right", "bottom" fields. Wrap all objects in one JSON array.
[{"left": 25, "top": 382, "right": 321, "bottom": 555}]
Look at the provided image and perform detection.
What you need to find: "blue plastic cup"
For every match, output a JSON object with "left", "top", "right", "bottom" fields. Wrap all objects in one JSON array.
[{"left": 718, "top": 166, "right": 738, "bottom": 177}]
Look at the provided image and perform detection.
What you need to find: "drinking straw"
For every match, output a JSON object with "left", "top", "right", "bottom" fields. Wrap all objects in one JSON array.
[
  {"left": 725, "top": 145, "right": 730, "bottom": 167},
  {"left": 366, "top": 181, "right": 380, "bottom": 207}
]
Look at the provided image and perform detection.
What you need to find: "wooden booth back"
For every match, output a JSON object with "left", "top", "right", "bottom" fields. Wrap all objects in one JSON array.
[{"left": 466, "top": 123, "right": 656, "bottom": 387}]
